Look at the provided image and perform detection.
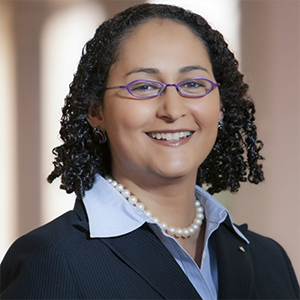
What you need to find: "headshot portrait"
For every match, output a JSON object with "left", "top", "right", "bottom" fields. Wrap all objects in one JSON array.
[{"left": 0, "top": 1, "right": 299, "bottom": 299}]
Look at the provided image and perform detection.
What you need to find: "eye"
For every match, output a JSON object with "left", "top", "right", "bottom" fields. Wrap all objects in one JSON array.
[
  {"left": 181, "top": 80, "right": 205, "bottom": 89},
  {"left": 130, "top": 81, "right": 160, "bottom": 91},
  {"left": 131, "top": 83, "right": 158, "bottom": 92},
  {"left": 178, "top": 78, "right": 211, "bottom": 96},
  {"left": 129, "top": 80, "right": 163, "bottom": 97}
]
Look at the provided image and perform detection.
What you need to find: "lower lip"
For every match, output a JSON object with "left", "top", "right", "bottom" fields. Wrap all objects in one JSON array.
[{"left": 147, "top": 134, "right": 193, "bottom": 147}]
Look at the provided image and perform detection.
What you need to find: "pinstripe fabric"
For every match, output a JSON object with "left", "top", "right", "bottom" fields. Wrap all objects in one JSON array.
[
  {"left": 1, "top": 199, "right": 299, "bottom": 299},
  {"left": 212, "top": 222, "right": 300, "bottom": 299},
  {"left": 100, "top": 225, "right": 201, "bottom": 299}
]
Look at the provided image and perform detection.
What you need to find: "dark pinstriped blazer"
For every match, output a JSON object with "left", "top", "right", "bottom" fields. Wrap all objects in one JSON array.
[{"left": 1, "top": 199, "right": 299, "bottom": 299}]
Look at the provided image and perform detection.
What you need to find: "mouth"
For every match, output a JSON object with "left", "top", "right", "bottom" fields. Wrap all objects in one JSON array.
[{"left": 146, "top": 131, "right": 193, "bottom": 142}]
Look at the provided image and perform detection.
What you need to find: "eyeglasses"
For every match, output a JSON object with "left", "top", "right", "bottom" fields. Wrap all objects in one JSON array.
[{"left": 105, "top": 78, "right": 220, "bottom": 99}]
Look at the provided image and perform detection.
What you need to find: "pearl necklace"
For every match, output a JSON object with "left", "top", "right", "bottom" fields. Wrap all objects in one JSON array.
[{"left": 105, "top": 176, "right": 205, "bottom": 239}]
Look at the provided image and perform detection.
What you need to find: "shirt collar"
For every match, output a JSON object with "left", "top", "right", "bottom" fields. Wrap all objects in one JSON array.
[
  {"left": 195, "top": 185, "right": 250, "bottom": 244},
  {"left": 82, "top": 174, "right": 146, "bottom": 238},
  {"left": 83, "top": 174, "right": 249, "bottom": 243}
]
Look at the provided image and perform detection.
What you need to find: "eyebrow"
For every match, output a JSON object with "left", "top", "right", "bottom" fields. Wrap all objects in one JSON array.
[
  {"left": 125, "top": 65, "right": 208, "bottom": 76},
  {"left": 125, "top": 68, "right": 159, "bottom": 76},
  {"left": 179, "top": 65, "right": 208, "bottom": 73}
]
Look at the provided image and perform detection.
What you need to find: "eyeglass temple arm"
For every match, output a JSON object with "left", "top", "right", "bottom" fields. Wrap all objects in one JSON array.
[{"left": 105, "top": 86, "right": 124, "bottom": 90}]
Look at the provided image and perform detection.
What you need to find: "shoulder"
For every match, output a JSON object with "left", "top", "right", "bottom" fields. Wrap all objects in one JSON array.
[
  {"left": 1, "top": 207, "right": 91, "bottom": 268},
  {"left": 27, "top": 207, "right": 82, "bottom": 237},
  {"left": 236, "top": 223, "right": 293, "bottom": 266},
  {"left": 236, "top": 224, "right": 300, "bottom": 297},
  {"left": 6, "top": 209, "right": 84, "bottom": 252},
  {"left": 236, "top": 223, "right": 292, "bottom": 259},
  {"left": 0, "top": 210, "right": 84, "bottom": 299}
]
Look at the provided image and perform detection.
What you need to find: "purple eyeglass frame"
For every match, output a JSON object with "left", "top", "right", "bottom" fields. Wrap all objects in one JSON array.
[{"left": 105, "top": 78, "right": 220, "bottom": 99}]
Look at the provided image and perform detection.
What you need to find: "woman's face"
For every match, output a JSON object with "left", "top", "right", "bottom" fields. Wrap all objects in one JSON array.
[{"left": 92, "top": 19, "right": 221, "bottom": 183}]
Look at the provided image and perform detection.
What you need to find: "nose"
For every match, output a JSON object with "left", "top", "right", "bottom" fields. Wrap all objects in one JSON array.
[{"left": 156, "top": 85, "right": 188, "bottom": 122}]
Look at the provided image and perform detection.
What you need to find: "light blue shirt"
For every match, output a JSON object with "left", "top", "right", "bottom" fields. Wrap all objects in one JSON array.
[{"left": 83, "top": 174, "right": 249, "bottom": 300}]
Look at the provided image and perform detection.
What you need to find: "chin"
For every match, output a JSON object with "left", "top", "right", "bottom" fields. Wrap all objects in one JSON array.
[{"left": 154, "top": 164, "right": 198, "bottom": 180}]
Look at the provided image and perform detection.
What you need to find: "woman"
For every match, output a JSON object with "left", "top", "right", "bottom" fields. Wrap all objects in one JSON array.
[{"left": 1, "top": 3, "right": 299, "bottom": 299}]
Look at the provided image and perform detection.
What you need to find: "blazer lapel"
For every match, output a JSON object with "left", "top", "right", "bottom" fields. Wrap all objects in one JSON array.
[
  {"left": 212, "top": 221, "right": 259, "bottom": 299},
  {"left": 100, "top": 224, "right": 202, "bottom": 300},
  {"left": 73, "top": 199, "right": 201, "bottom": 299}
]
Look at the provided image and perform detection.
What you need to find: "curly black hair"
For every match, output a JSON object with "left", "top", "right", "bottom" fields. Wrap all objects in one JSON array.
[{"left": 48, "top": 3, "right": 264, "bottom": 199}]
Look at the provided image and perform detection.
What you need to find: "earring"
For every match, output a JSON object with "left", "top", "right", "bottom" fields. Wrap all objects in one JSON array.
[
  {"left": 218, "top": 119, "right": 223, "bottom": 137},
  {"left": 218, "top": 119, "right": 223, "bottom": 130},
  {"left": 93, "top": 126, "right": 107, "bottom": 144}
]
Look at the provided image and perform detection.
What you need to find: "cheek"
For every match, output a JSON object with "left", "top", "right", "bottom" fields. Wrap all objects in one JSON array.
[
  {"left": 192, "top": 99, "right": 221, "bottom": 129},
  {"left": 104, "top": 101, "right": 154, "bottom": 138}
]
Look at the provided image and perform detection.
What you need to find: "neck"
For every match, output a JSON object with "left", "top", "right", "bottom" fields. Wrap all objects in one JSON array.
[{"left": 107, "top": 170, "right": 204, "bottom": 237}]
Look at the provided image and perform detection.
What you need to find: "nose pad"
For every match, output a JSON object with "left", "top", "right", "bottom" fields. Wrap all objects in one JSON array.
[{"left": 156, "top": 86, "right": 187, "bottom": 121}]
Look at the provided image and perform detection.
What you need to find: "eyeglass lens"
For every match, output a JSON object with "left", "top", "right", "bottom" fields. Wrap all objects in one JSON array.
[
  {"left": 129, "top": 80, "right": 164, "bottom": 98},
  {"left": 128, "top": 79, "right": 214, "bottom": 98}
]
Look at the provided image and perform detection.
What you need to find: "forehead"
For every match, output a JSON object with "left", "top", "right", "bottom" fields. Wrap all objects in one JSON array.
[{"left": 111, "top": 19, "right": 212, "bottom": 75}]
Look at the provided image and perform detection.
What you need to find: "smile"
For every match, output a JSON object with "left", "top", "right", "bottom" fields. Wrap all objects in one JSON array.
[{"left": 147, "top": 131, "right": 193, "bottom": 142}]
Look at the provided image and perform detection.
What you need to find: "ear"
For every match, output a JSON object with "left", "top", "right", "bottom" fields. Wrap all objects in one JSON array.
[
  {"left": 219, "top": 110, "right": 224, "bottom": 121},
  {"left": 87, "top": 103, "right": 106, "bottom": 130},
  {"left": 219, "top": 100, "right": 224, "bottom": 121}
]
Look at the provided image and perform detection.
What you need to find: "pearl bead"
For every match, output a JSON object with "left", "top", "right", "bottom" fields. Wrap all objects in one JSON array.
[
  {"left": 160, "top": 222, "right": 168, "bottom": 230},
  {"left": 192, "top": 224, "right": 200, "bottom": 231},
  {"left": 115, "top": 183, "right": 124, "bottom": 192},
  {"left": 182, "top": 228, "right": 190, "bottom": 237},
  {"left": 105, "top": 175, "right": 205, "bottom": 239},
  {"left": 167, "top": 227, "right": 176, "bottom": 235},
  {"left": 121, "top": 189, "right": 131, "bottom": 198},
  {"left": 144, "top": 210, "right": 152, "bottom": 218},
  {"left": 136, "top": 203, "right": 145, "bottom": 211},
  {"left": 152, "top": 217, "right": 160, "bottom": 223},
  {"left": 188, "top": 227, "right": 195, "bottom": 235},
  {"left": 196, "top": 213, "right": 204, "bottom": 220},
  {"left": 175, "top": 228, "right": 183, "bottom": 236},
  {"left": 128, "top": 196, "right": 138, "bottom": 205},
  {"left": 194, "top": 218, "right": 203, "bottom": 225},
  {"left": 110, "top": 180, "right": 118, "bottom": 187},
  {"left": 196, "top": 206, "right": 204, "bottom": 213}
]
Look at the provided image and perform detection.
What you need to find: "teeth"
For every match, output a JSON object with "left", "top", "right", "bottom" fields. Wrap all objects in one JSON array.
[{"left": 149, "top": 131, "right": 192, "bottom": 141}]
